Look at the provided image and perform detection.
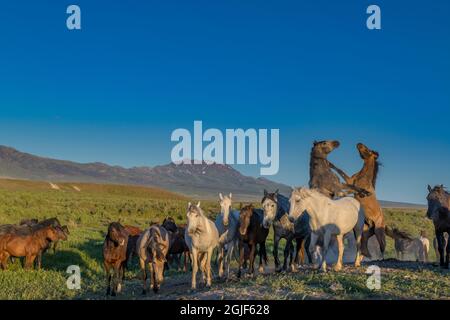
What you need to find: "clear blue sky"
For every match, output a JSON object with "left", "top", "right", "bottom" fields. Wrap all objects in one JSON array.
[{"left": 0, "top": 1, "right": 449, "bottom": 204}]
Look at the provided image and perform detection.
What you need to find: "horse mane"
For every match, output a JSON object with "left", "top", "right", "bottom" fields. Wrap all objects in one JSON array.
[
  {"left": 392, "top": 228, "right": 413, "bottom": 240},
  {"left": 372, "top": 159, "right": 380, "bottom": 188},
  {"left": 149, "top": 226, "right": 166, "bottom": 260}
]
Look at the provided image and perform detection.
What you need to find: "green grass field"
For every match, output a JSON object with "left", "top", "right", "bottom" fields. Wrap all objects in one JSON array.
[{"left": 0, "top": 178, "right": 448, "bottom": 300}]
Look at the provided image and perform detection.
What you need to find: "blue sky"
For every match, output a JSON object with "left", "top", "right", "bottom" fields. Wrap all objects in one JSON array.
[{"left": 0, "top": 0, "right": 449, "bottom": 203}]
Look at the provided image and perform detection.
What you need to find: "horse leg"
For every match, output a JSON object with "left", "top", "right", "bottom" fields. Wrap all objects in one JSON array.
[
  {"left": 354, "top": 223, "right": 364, "bottom": 267},
  {"left": 191, "top": 249, "right": 198, "bottom": 290},
  {"left": 320, "top": 231, "right": 331, "bottom": 272},
  {"left": 25, "top": 255, "right": 36, "bottom": 270},
  {"left": 257, "top": 244, "right": 264, "bottom": 273},
  {"left": 305, "top": 235, "right": 312, "bottom": 264},
  {"left": 53, "top": 241, "right": 58, "bottom": 254},
  {"left": 334, "top": 235, "right": 344, "bottom": 271},
  {"left": 139, "top": 258, "right": 147, "bottom": 295},
  {"left": 237, "top": 240, "right": 244, "bottom": 278},
  {"left": 360, "top": 223, "right": 373, "bottom": 259},
  {"left": 374, "top": 225, "right": 386, "bottom": 260},
  {"left": 218, "top": 244, "right": 224, "bottom": 278},
  {"left": 436, "top": 232, "right": 445, "bottom": 267},
  {"left": 104, "top": 262, "right": 112, "bottom": 295},
  {"left": 0, "top": 252, "right": 10, "bottom": 270},
  {"left": 445, "top": 235, "right": 450, "bottom": 269},
  {"left": 281, "top": 237, "right": 292, "bottom": 272},
  {"left": 206, "top": 247, "right": 214, "bottom": 287},
  {"left": 226, "top": 241, "right": 234, "bottom": 279},
  {"left": 309, "top": 232, "right": 319, "bottom": 266},
  {"left": 273, "top": 233, "right": 281, "bottom": 272},
  {"left": 249, "top": 243, "right": 256, "bottom": 276},
  {"left": 117, "top": 263, "right": 124, "bottom": 293}
]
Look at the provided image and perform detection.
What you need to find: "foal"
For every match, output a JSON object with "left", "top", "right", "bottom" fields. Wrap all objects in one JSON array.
[{"left": 238, "top": 205, "right": 269, "bottom": 278}]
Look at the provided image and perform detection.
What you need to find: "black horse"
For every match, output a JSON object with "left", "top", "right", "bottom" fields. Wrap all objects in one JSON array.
[{"left": 427, "top": 185, "right": 450, "bottom": 268}]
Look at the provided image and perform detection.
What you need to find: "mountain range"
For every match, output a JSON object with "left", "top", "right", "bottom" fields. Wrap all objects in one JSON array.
[
  {"left": 0, "top": 145, "right": 290, "bottom": 200},
  {"left": 0, "top": 145, "right": 426, "bottom": 207}
]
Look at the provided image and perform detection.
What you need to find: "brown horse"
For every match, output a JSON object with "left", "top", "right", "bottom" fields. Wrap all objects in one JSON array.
[
  {"left": 162, "top": 218, "right": 190, "bottom": 272},
  {"left": 103, "top": 222, "right": 129, "bottom": 296},
  {"left": 19, "top": 218, "right": 70, "bottom": 262},
  {"left": 330, "top": 143, "right": 386, "bottom": 260},
  {"left": 426, "top": 185, "right": 450, "bottom": 268},
  {"left": 0, "top": 225, "right": 62, "bottom": 270},
  {"left": 237, "top": 205, "right": 269, "bottom": 278}
]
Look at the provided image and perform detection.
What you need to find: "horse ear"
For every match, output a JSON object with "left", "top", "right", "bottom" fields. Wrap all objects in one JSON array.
[
  {"left": 187, "top": 202, "right": 191, "bottom": 209},
  {"left": 373, "top": 151, "right": 379, "bottom": 159},
  {"left": 229, "top": 193, "right": 232, "bottom": 199},
  {"left": 275, "top": 189, "right": 279, "bottom": 195},
  {"left": 313, "top": 140, "right": 318, "bottom": 146},
  {"left": 219, "top": 193, "right": 223, "bottom": 201},
  {"left": 427, "top": 185, "right": 432, "bottom": 192},
  {"left": 196, "top": 201, "right": 201, "bottom": 208}
]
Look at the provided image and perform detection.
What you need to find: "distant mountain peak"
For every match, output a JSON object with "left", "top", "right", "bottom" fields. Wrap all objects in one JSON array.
[{"left": 0, "top": 145, "right": 290, "bottom": 200}]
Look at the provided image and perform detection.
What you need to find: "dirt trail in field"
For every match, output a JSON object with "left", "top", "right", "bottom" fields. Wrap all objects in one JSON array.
[{"left": 97, "top": 259, "right": 449, "bottom": 300}]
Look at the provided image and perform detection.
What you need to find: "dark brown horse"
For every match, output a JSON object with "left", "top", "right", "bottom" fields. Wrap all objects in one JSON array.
[
  {"left": 124, "top": 225, "right": 142, "bottom": 269},
  {"left": 237, "top": 205, "right": 269, "bottom": 278},
  {"left": 0, "top": 225, "right": 62, "bottom": 269},
  {"left": 103, "top": 222, "right": 129, "bottom": 296},
  {"left": 330, "top": 143, "right": 386, "bottom": 260},
  {"left": 426, "top": 185, "right": 450, "bottom": 268},
  {"left": 162, "top": 218, "right": 190, "bottom": 272}
]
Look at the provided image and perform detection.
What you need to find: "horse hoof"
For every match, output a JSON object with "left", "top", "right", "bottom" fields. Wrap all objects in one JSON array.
[
  {"left": 142, "top": 289, "right": 147, "bottom": 295},
  {"left": 333, "top": 265, "right": 342, "bottom": 272},
  {"left": 153, "top": 286, "right": 159, "bottom": 293},
  {"left": 258, "top": 266, "right": 264, "bottom": 273},
  {"left": 111, "top": 291, "right": 116, "bottom": 297}
]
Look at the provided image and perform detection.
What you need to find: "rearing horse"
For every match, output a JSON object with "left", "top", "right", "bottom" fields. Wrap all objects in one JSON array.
[
  {"left": 309, "top": 140, "right": 369, "bottom": 198},
  {"left": 330, "top": 143, "right": 386, "bottom": 261}
]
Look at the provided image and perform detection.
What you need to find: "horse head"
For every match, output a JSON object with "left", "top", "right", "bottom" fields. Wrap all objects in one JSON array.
[
  {"left": 288, "top": 187, "right": 308, "bottom": 223},
  {"left": 426, "top": 185, "right": 449, "bottom": 220},
  {"left": 312, "top": 140, "right": 340, "bottom": 158},
  {"left": 186, "top": 202, "right": 203, "bottom": 236},
  {"left": 262, "top": 189, "right": 278, "bottom": 228},
  {"left": 239, "top": 205, "right": 254, "bottom": 236},
  {"left": 107, "top": 222, "right": 128, "bottom": 247},
  {"left": 219, "top": 192, "right": 233, "bottom": 227}
]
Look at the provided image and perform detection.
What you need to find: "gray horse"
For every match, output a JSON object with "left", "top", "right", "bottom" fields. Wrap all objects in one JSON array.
[
  {"left": 136, "top": 225, "right": 170, "bottom": 294},
  {"left": 385, "top": 227, "right": 425, "bottom": 262},
  {"left": 426, "top": 185, "right": 450, "bottom": 268},
  {"left": 185, "top": 202, "right": 219, "bottom": 289},
  {"left": 215, "top": 193, "right": 240, "bottom": 279},
  {"left": 262, "top": 190, "right": 311, "bottom": 272}
]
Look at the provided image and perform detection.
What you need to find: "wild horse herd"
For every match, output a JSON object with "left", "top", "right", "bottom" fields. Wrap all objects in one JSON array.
[{"left": 0, "top": 141, "right": 449, "bottom": 297}]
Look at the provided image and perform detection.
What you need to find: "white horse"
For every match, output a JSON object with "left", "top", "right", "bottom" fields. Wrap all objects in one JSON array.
[
  {"left": 215, "top": 193, "right": 240, "bottom": 279},
  {"left": 185, "top": 202, "right": 219, "bottom": 289},
  {"left": 288, "top": 187, "right": 365, "bottom": 272}
]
